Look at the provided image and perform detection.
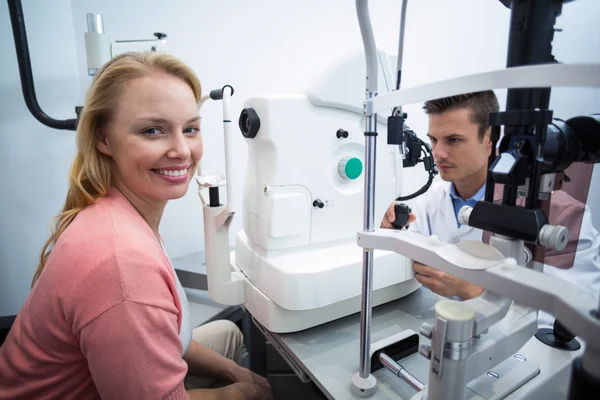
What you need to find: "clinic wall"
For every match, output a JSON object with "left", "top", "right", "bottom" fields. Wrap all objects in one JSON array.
[
  {"left": 69, "top": 0, "right": 513, "bottom": 268},
  {"left": 0, "top": 0, "right": 81, "bottom": 315}
]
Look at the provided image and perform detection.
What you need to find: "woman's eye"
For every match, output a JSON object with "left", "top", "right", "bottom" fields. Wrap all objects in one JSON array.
[
  {"left": 184, "top": 127, "right": 200, "bottom": 135},
  {"left": 142, "top": 127, "right": 161, "bottom": 136}
]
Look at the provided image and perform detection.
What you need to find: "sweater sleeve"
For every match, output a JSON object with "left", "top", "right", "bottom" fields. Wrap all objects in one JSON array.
[{"left": 78, "top": 300, "right": 189, "bottom": 400}]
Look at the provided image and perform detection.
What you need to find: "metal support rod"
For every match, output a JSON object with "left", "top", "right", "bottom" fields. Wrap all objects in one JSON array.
[
  {"left": 356, "top": 0, "right": 378, "bottom": 382},
  {"left": 222, "top": 86, "right": 234, "bottom": 207},
  {"left": 359, "top": 250, "right": 374, "bottom": 378},
  {"left": 364, "top": 105, "right": 378, "bottom": 232},
  {"left": 356, "top": 0, "right": 378, "bottom": 93},
  {"left": 86, "top": 13, "right": 104, "bottom": 33},
  {"left": 395, "top": 0, "right": 408, "bottom": 90},
  {"left": 393, "top": 0, "right": 409, "bottom": 115},
  {"left": 359, "top": 93, "right": 378, "bottom": 379},
  {"left": 380, "top": 353, "right": 425, "bottom": 392}
]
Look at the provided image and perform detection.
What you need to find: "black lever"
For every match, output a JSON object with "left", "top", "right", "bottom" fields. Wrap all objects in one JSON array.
[{"left": 392, "top": 203, "right": 412, "bottom": 230}]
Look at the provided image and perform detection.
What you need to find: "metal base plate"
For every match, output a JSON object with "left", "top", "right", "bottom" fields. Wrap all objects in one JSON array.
[{"left": 466, "top": 354, "right": 540, "bottom": 399}]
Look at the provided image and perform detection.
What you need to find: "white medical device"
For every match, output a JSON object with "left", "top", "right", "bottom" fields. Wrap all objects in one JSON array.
[{"left": 198, "top": 49, "right": 421, "bottom": 333}]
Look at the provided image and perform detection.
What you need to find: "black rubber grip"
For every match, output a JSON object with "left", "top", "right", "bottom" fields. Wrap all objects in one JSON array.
[
  {"left": 208, "top": 187, "right": 221, "bottom": 207},
  {"left": 209, "top": 85, "right": 235, "bottom": 100},
  {"left": 392, "top": 203, "right": 411, "bottom": 229},
  {"left": 209, "top": 89, "right": 223, "bottom": 100}
]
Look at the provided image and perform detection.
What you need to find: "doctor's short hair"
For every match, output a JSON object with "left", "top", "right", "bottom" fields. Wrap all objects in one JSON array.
[{"left": 422, "top": 90, "right": 499, "bottom": 141}]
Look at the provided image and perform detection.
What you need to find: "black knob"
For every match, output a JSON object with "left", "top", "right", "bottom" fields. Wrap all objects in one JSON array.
[
  {"left": 313, "top": 200, "right": 324, "bottom": 209},
  {"left": 336, "top": 129, "right": 349, "bottom": 139},
  {"left": 553, "top": 319, "right": 575, "bottom": 343},
  {"left": 154, "top": 32, "right": 167, "bottom": 40}
]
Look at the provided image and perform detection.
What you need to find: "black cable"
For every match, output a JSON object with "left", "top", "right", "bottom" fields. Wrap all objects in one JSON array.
[
  {"left": 8, "top": 0, "right": 77, "bottom": 131},
  {"left": 395, "top": 134, "right": 437, "bottom": 201}
]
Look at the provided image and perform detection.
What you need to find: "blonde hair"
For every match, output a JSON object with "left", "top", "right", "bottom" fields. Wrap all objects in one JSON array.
[{"left": 32, "top": 52, "right": 202, "bottom": 285}]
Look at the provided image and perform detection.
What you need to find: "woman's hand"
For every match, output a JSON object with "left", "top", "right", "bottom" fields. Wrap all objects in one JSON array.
[
  {"left": 221, "top": 382, "right": 261, "bottom": 400},
  {"left": 188, "top": 382, "right": 262, "bottom": 400},
  {"left": 228, "top": 366, "right": 273, "bottom": 400}
]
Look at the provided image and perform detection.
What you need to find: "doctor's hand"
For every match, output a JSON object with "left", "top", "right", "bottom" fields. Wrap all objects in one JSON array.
[
  {"left": 381, "top": 201, "right": 417, "bottom": 229},
  {"left": 413, "top": 262, "right": 483, "bottom": 300}
]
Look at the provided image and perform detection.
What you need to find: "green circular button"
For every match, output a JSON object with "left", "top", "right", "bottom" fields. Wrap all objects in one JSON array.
[{"left": 345, "top": 157, "right": 363, "bottom": 179}]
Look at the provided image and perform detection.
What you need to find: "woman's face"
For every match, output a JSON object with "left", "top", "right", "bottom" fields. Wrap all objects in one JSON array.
[{"left": 96, "top": 73, "right": 202, "bottom": 202}]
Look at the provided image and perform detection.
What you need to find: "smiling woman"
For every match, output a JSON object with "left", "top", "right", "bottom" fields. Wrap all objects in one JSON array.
[
  {"left": 94, "top": 72, "right": 203, "bottom": 204},
  {"left": 0, "top": 52, "right": 271, "bottom": 400}
]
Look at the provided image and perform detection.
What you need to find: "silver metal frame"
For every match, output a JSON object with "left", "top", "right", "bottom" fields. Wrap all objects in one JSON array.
[{"left": 357, "top": 0, "right": 378, "bottom": 382}]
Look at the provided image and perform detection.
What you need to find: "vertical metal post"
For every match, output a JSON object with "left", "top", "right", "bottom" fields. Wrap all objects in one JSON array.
[
  {"left": 360, "top": 92, "right": 377, "bottom": 378},
  {"left": 86, "top": 13, "right": 104, "bottom": 33},
  {"left": 352, "top": 1, "right": 379, "bottom": 397}
]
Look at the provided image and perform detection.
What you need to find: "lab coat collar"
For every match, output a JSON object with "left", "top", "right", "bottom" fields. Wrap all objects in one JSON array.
[
  {"left": 449, "top": 183, "right": 486, "bottom": 202},
  {"left": 440, "top": 182, "right": 477, "bottom": 241}
]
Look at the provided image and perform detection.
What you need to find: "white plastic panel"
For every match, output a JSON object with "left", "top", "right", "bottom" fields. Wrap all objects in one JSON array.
[
  {"left": 240, "top": 260, "right": 421, "bottom": 333},
  {"left": 267, "top": 186, "right": 311, "bottom": 239},
  {"left": 240, "top": 95, "right": 399, "bottom": 251},
  {"left": 236, "top": 231, "right": 413, "bottom": 311}
]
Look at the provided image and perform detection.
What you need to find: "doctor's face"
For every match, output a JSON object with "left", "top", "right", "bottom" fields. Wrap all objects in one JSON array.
[
  {"left": 96, "top": 73, "right": 203, "bottom": 203},
  {"left": 427, "top": 107, "right": 492, "bottom": 185}
]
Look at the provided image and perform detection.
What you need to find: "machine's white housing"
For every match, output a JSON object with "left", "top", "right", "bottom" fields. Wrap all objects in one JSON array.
[{"left": 202, "top": 49, "right": 420, "bottom": 333}]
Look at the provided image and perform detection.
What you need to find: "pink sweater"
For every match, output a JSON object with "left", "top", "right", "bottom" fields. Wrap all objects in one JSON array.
[{"left": 0, "top": 187, "right": 189, "bottom": 399}]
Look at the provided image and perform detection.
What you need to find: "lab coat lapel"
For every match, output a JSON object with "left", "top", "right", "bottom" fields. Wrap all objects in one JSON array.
[
  {"left": 439, "top": 192, "right": 460, "bottom": 243},
  {"left": 440, "top": 184, "right": 474, "bottom": 243}
]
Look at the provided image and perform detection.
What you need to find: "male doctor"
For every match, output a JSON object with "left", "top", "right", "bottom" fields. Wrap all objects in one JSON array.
[{"left": 381, "top": 90, "right": 600, "bottom": 324}]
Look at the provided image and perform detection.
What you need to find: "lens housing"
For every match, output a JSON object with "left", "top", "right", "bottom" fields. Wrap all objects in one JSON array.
[{"left": 239, "top": 108, "right": 260, "bottom": 139}]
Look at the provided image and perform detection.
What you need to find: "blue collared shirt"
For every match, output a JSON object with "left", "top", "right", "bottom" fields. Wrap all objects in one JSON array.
[{"left": 449, "top": 184, "right": 486, "bottom": 228}]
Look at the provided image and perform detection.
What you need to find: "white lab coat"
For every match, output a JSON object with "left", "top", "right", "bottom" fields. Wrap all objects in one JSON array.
[{"left": 407, "top": 180, "right": 600, "bottom": 326}]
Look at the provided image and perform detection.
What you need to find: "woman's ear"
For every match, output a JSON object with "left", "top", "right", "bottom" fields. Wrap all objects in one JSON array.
[{"left": 95, "top": 127, "right": 112, "bottom": 157}]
